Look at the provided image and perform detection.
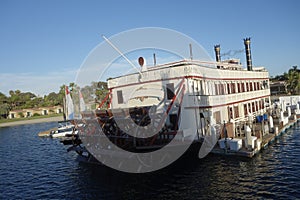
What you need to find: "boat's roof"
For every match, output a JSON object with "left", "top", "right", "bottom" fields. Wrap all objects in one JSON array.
[{"left": 107, "top": 59, "right": 268, "bottom": 89}]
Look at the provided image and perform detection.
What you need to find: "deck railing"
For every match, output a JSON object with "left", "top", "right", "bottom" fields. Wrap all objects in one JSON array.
[{"left": 188, "top": 89, "right": 270, "bottom": 108}]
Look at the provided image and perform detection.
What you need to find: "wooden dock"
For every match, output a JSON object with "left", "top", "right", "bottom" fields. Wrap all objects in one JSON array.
[
  {"left": 38, "top": 127, "right": 57, "bottom": 137},
  {"left": 211, "top": 116, "right": 299, "bottom": 158}
]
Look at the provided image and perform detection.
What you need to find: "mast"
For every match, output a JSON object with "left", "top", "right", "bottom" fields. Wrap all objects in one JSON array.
[
  {"left": 79, "top": 90, "right": 86, "bottom": 118},
  {"left": 63, "top": 95, "right": 66, "bottom": 121},
  {"left": 65, "top": 86, "right": 74, "bottom": 120}
]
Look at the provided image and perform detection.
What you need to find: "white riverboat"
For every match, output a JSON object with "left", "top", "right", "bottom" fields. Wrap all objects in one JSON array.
[{"left": 71, "top": 38, "right": 271, "bottom": 164}]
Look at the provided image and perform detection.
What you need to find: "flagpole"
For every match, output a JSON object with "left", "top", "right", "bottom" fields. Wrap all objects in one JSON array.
[
  {"left": 63, "top": 85, "right": 67, "bottom": 121},
  {"left": 63, "top": 96, "right": 66, "bottom": 121},
  {"left": 102, "top": 35, "right": 142, "bottom": 77}
]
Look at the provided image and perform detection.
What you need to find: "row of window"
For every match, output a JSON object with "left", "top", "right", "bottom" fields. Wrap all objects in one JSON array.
[
  {"left": 228, "top": 99, "right": 265, "bottom": 119},
  {"left": 116, "top": 79, "right": 269, "bottom": 104},
  {"left": 192, "top": 79, "right": 269, "bottom": 96},
  {"left": 244, "top": 100, "right": 265, "bottom": 116}
]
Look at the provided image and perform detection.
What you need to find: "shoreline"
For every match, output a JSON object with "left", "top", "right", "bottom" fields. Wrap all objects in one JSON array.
[{"left": 0, "top": 116, "right": 64, "bottom": 128}]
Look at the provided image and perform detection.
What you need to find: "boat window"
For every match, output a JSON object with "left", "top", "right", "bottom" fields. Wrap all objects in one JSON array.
[
  {"left": 244, "top": 104, "right": 248, "bottom": 115},
  {"left": 231, "top": 83, "right": 236, "bottom": 93},
  {"left": 224, "top": 83, "right": 227, "bottom": 94},
  {"left": 58, "top": 128, "right": 73, "bottom": 133},
  {"left": 210, "top": 82, "right": 213, "bottom": 95},
  {"left": 222, "top": 84, "right": 225, "bottom": 95},
  {"left": 199, "top": 80, "right": 204, "bottom": 95},
  {"left": 117, "top": 90, "right": 124, "bottom": 104},
  {"left": 213, "top": 111, "right": 221, "bottom": 124},
  {"left": 198, "top": 80, "right": 202, "bottom": 95},
  {"left": 215, "top": 84, "right": 218, "bottom": 95},
  {"left": 194, "top": 81, "right": 198, "bottom": 94},
  {"left": 166, "top": 83, "right": 175, "bottom": 100},
  {"left": 211, "top": 82, "right": 215, "bottom": 95},
  {"left": 263, "top": 80, "right": 269, "bottom": 89},
  {"left": 169, "top": 114, "right": 178, "bottom": 130},
  {"left": 228, "top": 106, "right": 233, "bottom": 119},
  {"left": 207, "top": 82, "right": 211, "bottom": 95},
  {"left": 189, "top": 80, "right": 193, "bottom": 93},
  {"left": 227, "top": 83, "right": 231, "bottom": 94},
  {"left": 259, "top": 100, "right": 262, "bottom": 110}
]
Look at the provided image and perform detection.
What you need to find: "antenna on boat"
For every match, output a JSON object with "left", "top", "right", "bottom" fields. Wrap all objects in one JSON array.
[
  {"left": 189, "top": 43, "right": 193, "bottom": 60},
  {"left": 153, "top": 53, "right": 156, "bottom": 66},
  {"left": 101, "top": 35, "right": 142, "bottom": 76}
]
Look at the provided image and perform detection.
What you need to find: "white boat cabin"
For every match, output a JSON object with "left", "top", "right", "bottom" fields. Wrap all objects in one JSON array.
[{"left": 107, "top": 59, "right": 270, "bottom": 140}]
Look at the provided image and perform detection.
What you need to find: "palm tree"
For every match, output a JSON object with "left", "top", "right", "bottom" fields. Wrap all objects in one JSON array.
[{"left": 286, "top": 66, "right": 300, "bottom": 95}]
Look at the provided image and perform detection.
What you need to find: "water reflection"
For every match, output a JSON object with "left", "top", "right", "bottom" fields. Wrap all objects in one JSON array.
[{"left": 0, "top": 122, "right": 299, "bottom": 199}]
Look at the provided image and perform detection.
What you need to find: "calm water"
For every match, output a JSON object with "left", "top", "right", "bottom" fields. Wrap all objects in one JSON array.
[{"left": 0, "top": 121, "right": 299, "bottom": 199}]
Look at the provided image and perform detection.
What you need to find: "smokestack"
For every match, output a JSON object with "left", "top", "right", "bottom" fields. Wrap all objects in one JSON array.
[
  {"left": 214, "top": 45, "right": 221, "bottom": 62},
  {"left": 214, "top": 45, "right": 221, "bottom": 69},
  {"left": 244, "top": 38, "right": 252, "bottom": 71}
]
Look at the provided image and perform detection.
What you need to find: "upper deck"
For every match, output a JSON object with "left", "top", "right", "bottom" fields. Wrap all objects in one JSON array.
[
  {"left": 107, "top": 60, "right": 269, "bottom": 90},
  {"left": 107, "top": 60, "right": 270, "bottom": 110}
]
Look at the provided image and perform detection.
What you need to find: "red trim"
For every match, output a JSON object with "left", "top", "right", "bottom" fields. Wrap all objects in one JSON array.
[
  {"left": 149, "top": 78, "right": 185, "bottom": 145},
  {"left": 109, "top": 76, "right": 182, "bottom": 90},
  {"left": 185, "top": 94, "right": 270, "bottom": 109},
  {"left": 175, "top": 84, "right": 185, "bottom": 130},
  {"left": 109, "top": 75, "right": 268, "bottom": 90},
  {"left": 97, "top": 91, "right": 111, "bottom": 109},
  {"left": 65, "top": 86, "right": 70, "bottom": 95},
  {"left": 108, "top": 89, "right": 112, "bottom": 109}
]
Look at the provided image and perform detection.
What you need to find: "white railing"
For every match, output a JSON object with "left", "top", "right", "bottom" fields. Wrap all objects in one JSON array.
[{"left": 187, "top": 89, "right": 270, "bottom": 107}]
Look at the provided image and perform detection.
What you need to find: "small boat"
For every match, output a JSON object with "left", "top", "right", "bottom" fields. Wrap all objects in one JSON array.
[
  {"left": 50, "top": 121, "right": 78, "bottom": 138},
  {"left": 51, "top": 86, "right": 78, "bottom": 138}
]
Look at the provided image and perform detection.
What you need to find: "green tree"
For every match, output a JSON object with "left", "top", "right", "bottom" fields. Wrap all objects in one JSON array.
[
  {"left": 286, "top": 66, "right": 300, "bottom": 95},
  {"left": 95, "top": 81, "right": 108, "bottom": 101},
  {"left": 0, "top": 103, "right": 10, "bottom": 118},
  {"left": 9, "top": 90, "right": 20, "bottom": 108},
  {"left": 45, "top": 92, "right": 61, "bottom": 106},
  {"left": 0, "top": 92, "right": 8, "bottom": 102},
  {"left": 8, "top": 90, "right": 36, "bottom": 109},
  {"left": 19, "top": 92, "right": 36, "bottom": 108},
  {"left": 0, "top": 93, "right": 10, "bottom": 118}
]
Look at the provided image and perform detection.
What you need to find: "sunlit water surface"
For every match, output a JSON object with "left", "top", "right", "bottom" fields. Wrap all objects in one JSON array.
[{"left": 0, "top": 121, "right": 299, "bottom": 199}]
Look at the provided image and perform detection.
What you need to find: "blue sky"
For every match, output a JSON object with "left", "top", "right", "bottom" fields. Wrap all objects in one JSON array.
[{"left": 0, "top": 0, "right": 299, "bottom": 96}]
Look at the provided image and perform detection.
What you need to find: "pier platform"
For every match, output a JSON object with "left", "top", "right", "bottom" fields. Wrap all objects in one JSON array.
[
  {"left": 211, "top": 116, "right": 299, "bottom": 158},
  {"left": 38, "top": 127, "right": 57, "bottom": 137}
]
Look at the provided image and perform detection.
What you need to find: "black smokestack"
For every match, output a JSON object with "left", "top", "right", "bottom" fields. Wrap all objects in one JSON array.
[
  {"left": 214, "top": 45, "right": 221, "bottom": 62},
  {"left": 244, "top": 38, "right": 252, "bottom": 71}
]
